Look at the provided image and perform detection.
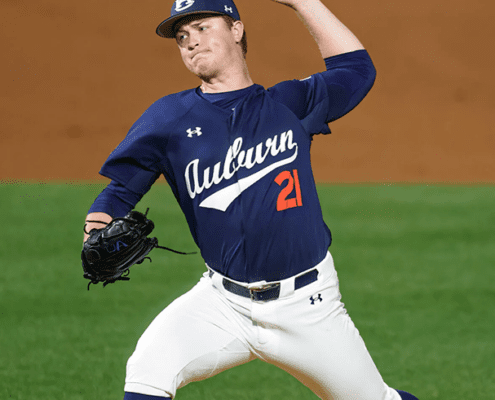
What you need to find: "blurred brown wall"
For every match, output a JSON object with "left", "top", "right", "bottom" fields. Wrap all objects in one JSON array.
[{"left": 1, "top": 0, "right": 493, "bottom": 183}]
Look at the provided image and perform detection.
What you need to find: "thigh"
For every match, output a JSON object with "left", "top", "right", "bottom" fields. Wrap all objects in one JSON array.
[
  {"left": 264, "top": 272, "right": 400, "bottom": 400},
  {"left": 125, "top": 276, "right": 255, "bottom": 398}
]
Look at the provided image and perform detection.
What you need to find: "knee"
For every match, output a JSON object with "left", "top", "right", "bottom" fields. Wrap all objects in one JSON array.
[{"left": 124, "top": 392, "right": 171, "bottom": 400}]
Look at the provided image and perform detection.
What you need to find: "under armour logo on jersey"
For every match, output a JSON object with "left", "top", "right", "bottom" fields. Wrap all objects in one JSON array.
[
  {"left": 187, "top": 127, "right": 202, "bottom": 138},
  {"left": 224, "top": 5, "right": 233, "bottom": 13},
  {"left": 175, "top": 0, "right": 195, "bottom": 12},
  {"left": 310, "top": 294, "right": 323, "bottom": 305}
]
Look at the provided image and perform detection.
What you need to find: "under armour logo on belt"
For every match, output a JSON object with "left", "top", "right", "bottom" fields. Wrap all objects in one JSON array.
[
  {"left": 310, "top": 294, "right": 323, "bottom": 305},
  {"left": 224, "top": 5, "right": 233, "bottom": 13},
  {"left": 187, "top": 127, "right": 202, "bottom": 138}
]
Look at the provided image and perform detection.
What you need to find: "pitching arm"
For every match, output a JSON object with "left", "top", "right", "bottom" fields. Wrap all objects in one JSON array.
[{"left": 271, "top": 0, "right": 365, "bottom": 58}]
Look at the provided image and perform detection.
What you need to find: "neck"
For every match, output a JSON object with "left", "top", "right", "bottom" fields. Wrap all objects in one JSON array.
[{"left": 200, "top": 62, "right": 253, "bottom": 94}]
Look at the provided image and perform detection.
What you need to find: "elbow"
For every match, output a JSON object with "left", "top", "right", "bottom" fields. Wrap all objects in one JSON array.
[
  {"left": 363, "top": 51, "right": 377, "bottom": 92},
  {"left": 368, "top": 62, "right": 377, "bottom": 91}
]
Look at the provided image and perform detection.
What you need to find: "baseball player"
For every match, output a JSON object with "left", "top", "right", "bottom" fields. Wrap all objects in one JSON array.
[{"left": 83, "top": 0, "right": 419, "bottom": 399}]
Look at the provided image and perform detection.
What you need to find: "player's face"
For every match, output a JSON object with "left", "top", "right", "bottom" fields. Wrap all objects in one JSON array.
[{"left": 175, "top": 15, "right": 244, "bottom": 81}]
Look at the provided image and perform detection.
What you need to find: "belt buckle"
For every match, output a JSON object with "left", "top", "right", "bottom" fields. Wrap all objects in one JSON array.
[{"left": 249, "top": 283, "right": 280, "bottom": 301}]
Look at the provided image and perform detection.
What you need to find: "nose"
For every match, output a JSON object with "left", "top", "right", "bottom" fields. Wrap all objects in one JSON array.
[{"left": 187, "top": 31, "right": 200, "bottom": 51}]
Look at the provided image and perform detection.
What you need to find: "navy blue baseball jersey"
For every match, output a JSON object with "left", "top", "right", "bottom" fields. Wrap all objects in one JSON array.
[{"left": 92, "top": 49, "right": 376, "bottom": 283}]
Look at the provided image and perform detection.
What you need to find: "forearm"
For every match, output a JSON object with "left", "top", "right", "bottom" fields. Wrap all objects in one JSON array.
[
  {"left": 282, "top": 0, "right": 365, "bottom": 58},
  {"left": 84, "top": 212, "right": 113, "bottom": 242},
  {"left": 83, "top": 180, "right": 144, "bottom": 242}
]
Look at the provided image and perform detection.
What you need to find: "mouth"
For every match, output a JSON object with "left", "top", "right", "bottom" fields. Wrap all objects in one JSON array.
[{"left": 191, "top": 50, "right": 208, "bottom": 60}]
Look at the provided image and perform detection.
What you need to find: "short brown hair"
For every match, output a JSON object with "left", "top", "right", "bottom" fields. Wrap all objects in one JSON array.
[{"left": 221, "top": 15, "right": 248, "bottom": 58}]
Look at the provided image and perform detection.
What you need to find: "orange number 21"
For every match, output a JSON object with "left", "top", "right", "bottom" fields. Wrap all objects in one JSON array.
[{"left": 274, "top": 169, "right": 303, "bottom": 211}]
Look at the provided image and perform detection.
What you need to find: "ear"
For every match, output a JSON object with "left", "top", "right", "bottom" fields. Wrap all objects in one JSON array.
[{"left": 231, "top": 20, "right": 245, "bottom": 43}]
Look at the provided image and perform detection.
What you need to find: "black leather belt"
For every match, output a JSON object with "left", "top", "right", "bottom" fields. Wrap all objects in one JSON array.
[{"left": 217, "top": 268, "right": 319, "bottom": 302}]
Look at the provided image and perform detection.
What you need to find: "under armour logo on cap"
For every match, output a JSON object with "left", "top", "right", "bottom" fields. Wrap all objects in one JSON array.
[{"left": 224, "top": 5, "right": 233, "bottom": 13}]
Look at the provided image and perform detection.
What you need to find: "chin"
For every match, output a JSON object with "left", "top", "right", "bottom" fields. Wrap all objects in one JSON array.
[{"left": 195, "top": 67, "right": 219, "bottom": 82}]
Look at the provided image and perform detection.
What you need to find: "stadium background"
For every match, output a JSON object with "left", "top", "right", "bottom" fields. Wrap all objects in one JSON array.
[
  {"left": 1, "top": 0, "right": 493, "bottom": 183},
  {"left": 1, "top": 1, "right": 494, "bottom": 399}
]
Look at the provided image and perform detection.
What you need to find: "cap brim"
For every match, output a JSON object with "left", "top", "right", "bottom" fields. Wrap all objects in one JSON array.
[{"left": 156, "top": 11, "right": 225, "bottom": 38}]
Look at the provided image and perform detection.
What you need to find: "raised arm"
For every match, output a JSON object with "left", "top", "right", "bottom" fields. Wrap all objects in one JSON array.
[{"left": 271, "top": 0, "right": 365, "bottom": 58}]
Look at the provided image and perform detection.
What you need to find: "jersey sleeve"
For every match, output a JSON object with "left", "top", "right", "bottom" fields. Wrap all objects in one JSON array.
[
  {"left": 98, "top": 100, "right": 171, "bottom": 196},
  {"left": 88, "top": 180, "right": 143, "bottom": 217},
  {"left": 267, "top": 49, "right": 376, "bottom": 135}
]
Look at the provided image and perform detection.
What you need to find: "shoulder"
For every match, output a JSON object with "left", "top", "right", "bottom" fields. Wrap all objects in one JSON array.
[
  {"left": 267, "top": 78, "right": 310, "bottom": 96},
  {"left": 264, "top": 78, "right": 317, "bottom": 120},
  {"left": 266, "top": 74, "right": 328, "bottom": 105},
  {"left": 118, "top": 88, "right": 201, "bottom": 147},
  {"left": 142, "top": 88, "right": 200, "bottom": 126}
]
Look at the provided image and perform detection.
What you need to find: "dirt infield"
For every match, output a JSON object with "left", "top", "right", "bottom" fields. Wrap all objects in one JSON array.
[{"left": 1, "top": 0, "right": 493, "bottom": 183}]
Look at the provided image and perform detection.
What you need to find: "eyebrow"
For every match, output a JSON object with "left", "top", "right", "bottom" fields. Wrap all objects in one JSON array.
[{"left": 175, "top": 20, "right": 209, "bottom": 35}]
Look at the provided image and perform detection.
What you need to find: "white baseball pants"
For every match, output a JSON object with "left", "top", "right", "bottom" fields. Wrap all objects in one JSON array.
[{"left": 124, "top": 252, "right": 401, "bottom": 400}]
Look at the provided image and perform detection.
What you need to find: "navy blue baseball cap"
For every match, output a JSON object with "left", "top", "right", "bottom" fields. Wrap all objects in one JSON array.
[{"left": 156, "top": 0, "right": 241, "bottom": 38}]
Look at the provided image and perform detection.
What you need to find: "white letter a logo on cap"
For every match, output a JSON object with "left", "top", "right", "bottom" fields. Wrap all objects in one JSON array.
[{"left": 176, "top": 0, "right": 195, "bottom": 12}]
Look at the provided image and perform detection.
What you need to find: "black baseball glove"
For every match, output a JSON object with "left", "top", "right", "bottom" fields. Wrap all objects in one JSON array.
[{"left": 81, "top": 209, "right": 194, "bottom": 290}]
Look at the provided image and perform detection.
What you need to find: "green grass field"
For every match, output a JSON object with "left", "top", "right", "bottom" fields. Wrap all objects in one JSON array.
[{"left": 1, "top": 181, "right": 494, "bottom": 399}]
